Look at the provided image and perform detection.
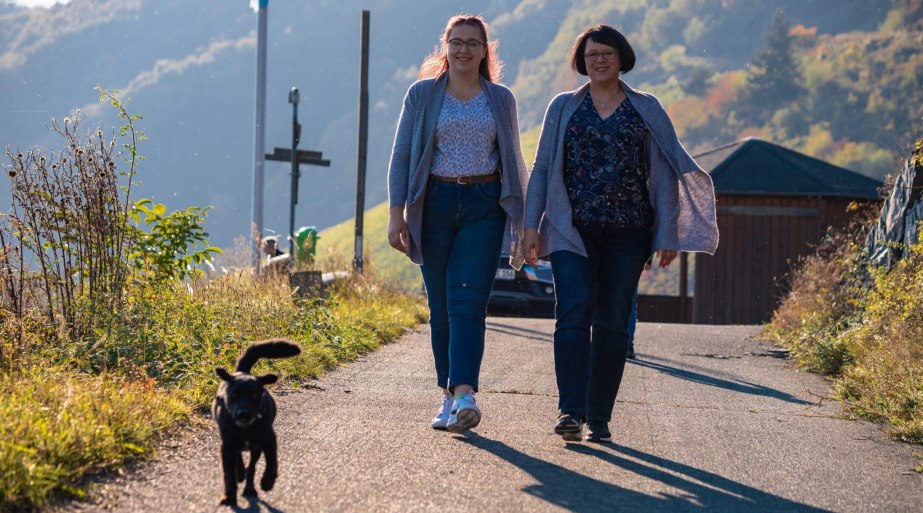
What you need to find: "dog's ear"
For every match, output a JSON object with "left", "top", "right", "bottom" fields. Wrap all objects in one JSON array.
[
  {"left": 258, "top": 373, "right": 278, "bottom": 385},
  {"left": 216, "top": 368, "right": 233, "bottom": 381}
]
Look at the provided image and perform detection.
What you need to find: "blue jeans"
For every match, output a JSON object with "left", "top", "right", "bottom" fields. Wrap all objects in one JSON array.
[
  {"left": 420, "top": 180, "right": 505, "bottom": 393},
  {"left": 550, "top": 225, "right": 652, "bottom": 423}
]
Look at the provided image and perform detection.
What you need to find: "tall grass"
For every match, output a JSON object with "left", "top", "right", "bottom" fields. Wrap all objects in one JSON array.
[
  {"left": 0, "top": 368, "right": 187, "bottom": 507},
  {"left": 317, "top": 201, "right": 422, "bottom": 290},
  {"left": 0, "top": 263, "right": 427, "bottom": 511},
  {"left": 835, "top": 236, "right": 923, "bottom": 442},
  {"left": 766, "top": 216, "right": 923, "bottom": 443},
  {"left": 765, "top": 224, "right": 868, "bottom": 375}
]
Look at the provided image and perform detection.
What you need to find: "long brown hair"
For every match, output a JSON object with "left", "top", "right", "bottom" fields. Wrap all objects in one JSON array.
[{"left": 417, "top": 14, "right": 503, "bottom": 82}]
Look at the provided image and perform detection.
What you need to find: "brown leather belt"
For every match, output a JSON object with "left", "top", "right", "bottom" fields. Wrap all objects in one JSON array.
[{"left": 429, "top": 172, "right": 500, "bottom": 185}]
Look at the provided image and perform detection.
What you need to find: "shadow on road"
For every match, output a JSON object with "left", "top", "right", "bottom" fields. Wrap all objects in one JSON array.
[
  {"left": 569, "top": 443, "right": 833, "bottom": 513},
  {"left": 629, "top": 355, "right": 812, "bottom": 406},
  {"left": 458, "top": 433, "right": 830, "bottom": 513},
  {"left": 229, "top": 496, "right": 286, "bottom": 513},
  {"left": 486, "top": 321, "right": 554, "bottom": 343}
]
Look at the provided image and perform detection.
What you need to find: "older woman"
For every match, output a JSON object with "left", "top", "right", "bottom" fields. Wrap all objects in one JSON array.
[
  {"left": 387, "top": 15, "right": 528, "bottom": 433},
  {"left": 523, "top": 24, "right": 718, "bottom": 443}
]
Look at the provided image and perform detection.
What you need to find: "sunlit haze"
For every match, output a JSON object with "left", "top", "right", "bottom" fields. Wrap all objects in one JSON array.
[{"left": 7, "top": 0, "right": 73, "bottom": 7}]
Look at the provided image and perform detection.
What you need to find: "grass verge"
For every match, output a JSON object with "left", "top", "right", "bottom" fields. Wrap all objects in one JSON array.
[
  {"left": 0, "top": 270, "right": 427, "bottom": 511},
  {"left": 765, "top": 224, "right": 923, "bottom": 443}
]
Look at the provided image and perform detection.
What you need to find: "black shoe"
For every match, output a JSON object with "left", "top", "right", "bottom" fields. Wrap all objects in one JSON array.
[
  {"left": 626, "top": 345, "right": 636, "bottom": 359},
  {"left": 585, "top": 421, "right": 612, "bottom": 443},
  {"left": 554, "top": 414, "right": 583, "bottom": 442}
]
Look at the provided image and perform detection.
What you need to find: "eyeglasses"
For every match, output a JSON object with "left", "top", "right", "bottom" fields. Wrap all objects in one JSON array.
[
  {"left": 584, "top": 50, "right": 618, "bottom": 62},
  {"left": 448, "top": 39, "right": 485, "bottom": 51}
]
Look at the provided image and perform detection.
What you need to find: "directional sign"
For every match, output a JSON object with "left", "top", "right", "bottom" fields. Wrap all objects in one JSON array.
[{"left": 265, "top": 148, "right": 330, "bottom": 168}]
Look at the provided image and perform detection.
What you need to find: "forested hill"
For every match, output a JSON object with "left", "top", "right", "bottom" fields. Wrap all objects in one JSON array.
[
  {"left": 513, "top": 0, "right": 923, "bottom": 178},
  {"left": 512, "top": 0, "right": 921, "bottom": 181}
]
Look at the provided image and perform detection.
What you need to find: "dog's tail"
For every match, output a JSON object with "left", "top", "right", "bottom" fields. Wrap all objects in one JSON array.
[{"left": 235, "top": 339, "right": 302, "bottom": 374}]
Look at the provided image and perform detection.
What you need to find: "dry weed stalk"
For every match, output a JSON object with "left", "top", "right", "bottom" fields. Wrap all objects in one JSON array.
[{"left": 1, "top": 91, "right": 140, "bottom": 343}]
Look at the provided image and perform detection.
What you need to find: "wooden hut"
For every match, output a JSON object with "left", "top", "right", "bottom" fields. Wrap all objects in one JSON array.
[{"left": 688, "top": 137, "right": 881, "bottom": 324}]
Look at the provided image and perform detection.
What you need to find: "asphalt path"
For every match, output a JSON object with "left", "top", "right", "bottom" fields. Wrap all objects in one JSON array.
[{"left": 53, "top": 320, "right": 922, "bottom": 512}]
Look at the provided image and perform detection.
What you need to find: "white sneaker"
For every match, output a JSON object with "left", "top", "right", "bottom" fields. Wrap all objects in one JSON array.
[
  {"left": 446, "top": 393, "right": 481, "bottom": 433},
  {"left": 431, "top": 394, "right": 454, "bottom": 430}
]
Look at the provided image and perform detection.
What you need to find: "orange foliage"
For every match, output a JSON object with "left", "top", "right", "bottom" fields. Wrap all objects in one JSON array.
[
  {"left": 667, "top": 96, "right": 709, "bottom": 138},
  {"left": 705, "top": 72, "right": 745, "bottom": 116},
  {"left": 790, "top": 24, "right": 817, "bottom": 38}
]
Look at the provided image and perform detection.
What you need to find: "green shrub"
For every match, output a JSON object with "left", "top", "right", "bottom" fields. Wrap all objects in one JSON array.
[
  {"left": 767, "top": 208, "right": 923, "bottom": 442},
  {"left": 127, "top": 199, "right": 222, "bottom": 282},
  {"left": 834, "top": 235, "right": 923, "bottom": 442},
  {"left": 765, "top": 221, "right": 868, "bottom": 376}
]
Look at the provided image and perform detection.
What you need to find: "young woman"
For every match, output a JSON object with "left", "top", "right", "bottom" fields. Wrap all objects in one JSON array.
[
  {"left": 387, "top": 15, "right": 528, "bottom": 433},
  {"left": 524, "top": 24, "right": 718, "bottom": 443}
]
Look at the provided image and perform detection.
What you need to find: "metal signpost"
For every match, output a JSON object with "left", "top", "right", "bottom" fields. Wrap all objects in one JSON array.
[{"left": 266, "top": 87, "right": 330, "bottom": 257}]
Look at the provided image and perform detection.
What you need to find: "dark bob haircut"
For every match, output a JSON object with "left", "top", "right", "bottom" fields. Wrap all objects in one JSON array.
[{"left": 570, "top": 24, "right": 636, "bottom": 76}]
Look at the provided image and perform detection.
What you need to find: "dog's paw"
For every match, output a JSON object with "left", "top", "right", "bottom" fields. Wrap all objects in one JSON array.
[
  {"left": 218, "top": 495, "right": 238, "bottom": 507},
  {"left": 260, "top": 473, "right": 277, "bottom": 491},
  {"left": 242, "top": 486, "right": 259, "bottom": 497}
]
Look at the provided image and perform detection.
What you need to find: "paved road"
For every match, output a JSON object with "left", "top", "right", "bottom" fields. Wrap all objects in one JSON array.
[{"left": 55, "top": 320, "right": 921, "bottom": 512}]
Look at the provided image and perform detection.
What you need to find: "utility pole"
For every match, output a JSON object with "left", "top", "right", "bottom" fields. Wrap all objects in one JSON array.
[
  {"left": 250, "top": 0, "right": 269, "bottom": 271},
  {"left": 353, "top": 10, "right": 370, "bottom": 272}
]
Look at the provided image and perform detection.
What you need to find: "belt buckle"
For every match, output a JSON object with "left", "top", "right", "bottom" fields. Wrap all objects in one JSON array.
[{"left": 456, "top": 175, "right": 471, "bottom": 185}]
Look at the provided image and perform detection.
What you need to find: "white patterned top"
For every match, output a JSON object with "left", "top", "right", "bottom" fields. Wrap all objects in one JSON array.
[{"left": 431, "top": 90, "right": 500, "bottom": 177}]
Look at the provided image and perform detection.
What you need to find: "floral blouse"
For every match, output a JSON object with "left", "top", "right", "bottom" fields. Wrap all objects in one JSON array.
[
  {"left": 431, "top": 91, "right": 500, "bottom": 177},
  {"left": 563, "top": 94, "right": 652, "bottom": 228}
]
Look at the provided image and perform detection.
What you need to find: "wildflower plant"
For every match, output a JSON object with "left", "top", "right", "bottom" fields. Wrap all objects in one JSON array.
[{"left": 0, "top": 88, "right": 221, "bottom": 346}]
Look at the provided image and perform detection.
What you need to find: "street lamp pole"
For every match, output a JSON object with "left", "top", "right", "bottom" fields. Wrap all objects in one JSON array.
[{"left": 251, "top": 0, "right": 269, "bottom": 271}]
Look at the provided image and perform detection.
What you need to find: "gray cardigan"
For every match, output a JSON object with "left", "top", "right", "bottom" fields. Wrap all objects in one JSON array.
[
  {"left": 388, "top": 73, "right": 528, "bottom": 269},
  {"left": 525, "top": 81, "right": 719, "bottom": 258}
]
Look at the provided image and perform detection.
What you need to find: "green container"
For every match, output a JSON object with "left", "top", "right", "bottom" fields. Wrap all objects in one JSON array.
[{"left": 292, "top": 226, "right": 319, "bottom": 264}]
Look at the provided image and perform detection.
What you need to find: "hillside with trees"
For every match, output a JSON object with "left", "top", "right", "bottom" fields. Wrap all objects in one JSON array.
[{"left": 513, "top": 0, "right": 921, "bottom": 181}]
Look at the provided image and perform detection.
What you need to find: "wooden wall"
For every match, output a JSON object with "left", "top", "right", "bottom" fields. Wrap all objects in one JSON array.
[
  {"left": 637, "top": 294, "right": 693, "bottom": 323},
  {"left": 692, "top": 195, "right": 865, "bottom": 325}
]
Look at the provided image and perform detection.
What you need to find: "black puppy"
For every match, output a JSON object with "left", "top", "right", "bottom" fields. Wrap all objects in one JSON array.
[{"left": 213, "top": 339, "right": 301, "bottom": 506}]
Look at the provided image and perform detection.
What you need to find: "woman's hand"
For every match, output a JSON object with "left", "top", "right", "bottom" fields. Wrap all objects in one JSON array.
[
  {"left": 523, "top": 228, "right": 540, "bottom": 266},
  {"left": 388, "top": 206, "right": 410, "bottom": 253},
  {"left": 657, "top": 249, "right": 678, "bottom": 268}
]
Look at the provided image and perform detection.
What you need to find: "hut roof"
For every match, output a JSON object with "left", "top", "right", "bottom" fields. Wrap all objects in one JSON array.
[{"left": 693, "top": 137, "right": 882, "bottom": 199}]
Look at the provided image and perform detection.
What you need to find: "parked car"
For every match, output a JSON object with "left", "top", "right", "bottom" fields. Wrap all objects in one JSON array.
[{"left": 488, "top": 254, "right": 555, "bottom": 317}]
